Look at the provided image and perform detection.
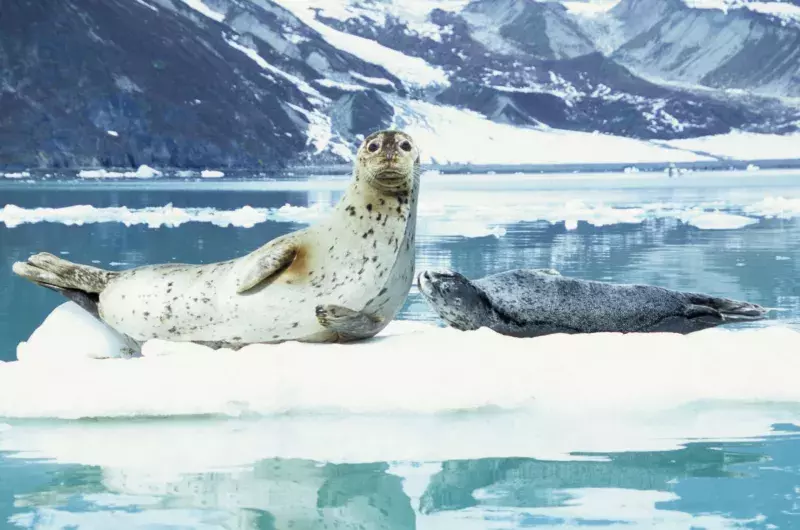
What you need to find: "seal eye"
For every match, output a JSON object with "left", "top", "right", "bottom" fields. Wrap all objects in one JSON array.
[
  {"left": 399, "top": 140, "right": 412, "bottom": 152},
  {"left": 368, "top": 142, "right": 380, "bottom": 153}
]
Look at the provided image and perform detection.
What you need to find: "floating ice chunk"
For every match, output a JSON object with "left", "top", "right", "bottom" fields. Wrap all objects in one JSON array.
[
  {"left": 200, "top": 169, "right": 225, "bottom": 178},
  {"left": 107, "top": 130, "right": 119, "bottom": 137},
  {"left": 744, "top": 197, "right": 800, "bottom": 219},
  {"left": 2, "top": 171, "right": 31, "bottom": 179},
  {"left": 77, "top": 165, "right": 162, "bottom": 179},
  {"left": 776, "top": 256, "right": 791, "bottom": 261},
  {"left": 1, "top": 302, "right": 799, "bottom": 420},
  {"left": 133, "top": 165, "right": 161, "bottom": 178},
  {"left": 747, "top": 163, "right": 760, "bottom": 171},
  {"left": 16, "top": 303, "right": 132, "bottom": 362},
  {"left": 682, "top": 211, "right": 758, "bottom": 230}
]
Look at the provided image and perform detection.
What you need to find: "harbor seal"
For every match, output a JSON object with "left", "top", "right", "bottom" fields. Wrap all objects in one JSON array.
[
  {"left": 417, "top": 268, "right": 767, "bottom": 336},
  {"left": 13, "top": 130, "right": 421, "bottom": 350}
]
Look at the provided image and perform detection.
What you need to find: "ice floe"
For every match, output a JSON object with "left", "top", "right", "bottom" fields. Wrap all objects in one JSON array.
[
  {"left": 1, "top": 171, "right": 31, "bottom": 179},
  {"left": 1, "top": 301, "right": 799, "bottom": 421},
  {"left": 4, "top": 193, "right": 792, "bottom": 234},
  {"left": 200, "top": 169, "right": 225, "bottom": 178}
]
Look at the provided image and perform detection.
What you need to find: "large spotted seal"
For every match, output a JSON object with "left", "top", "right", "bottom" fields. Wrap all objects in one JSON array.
[
  {"left": 14, "top": 130, "right": 421, "bottom": 350},
  {"left": 417, "top": 268, "right": 766, "bottom": 336}
]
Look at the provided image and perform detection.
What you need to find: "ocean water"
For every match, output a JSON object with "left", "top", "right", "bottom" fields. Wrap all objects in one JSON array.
[{"left": 1, "top": 171, "right": 800, "bottom": 528}]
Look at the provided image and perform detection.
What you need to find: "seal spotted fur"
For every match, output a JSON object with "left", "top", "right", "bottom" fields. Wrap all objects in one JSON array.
[
  {"left": 14, "top": 130, "right": 421, "bottom": 350},
  {"left": 418, "top": 268, "right": 767, "bottom": 336}
]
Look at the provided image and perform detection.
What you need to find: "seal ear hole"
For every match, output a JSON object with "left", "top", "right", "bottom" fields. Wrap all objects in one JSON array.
[
  {"left": 400, "top": 141, "right": 412, "bottom": 152},
  {"left": 368, "top": 142, "right": 380, "bottom": 153}
]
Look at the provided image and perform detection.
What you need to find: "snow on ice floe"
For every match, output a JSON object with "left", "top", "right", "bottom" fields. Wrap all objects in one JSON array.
[
  {"left": 0, "top": 296, "right": 800, "bottom": 454},
  {"left": 78, "top": 165, "right": 162, "bottom": 179},
  {"left": 200, "top": 169, "right": 225, "bottom": 178},
  {"left": 1, "top": 194, "right": 793, "bottom": 234}
]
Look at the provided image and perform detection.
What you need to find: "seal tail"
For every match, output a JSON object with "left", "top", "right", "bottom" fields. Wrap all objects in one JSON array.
[
  {"left": 12, "top": 253, "right": 118, "bottom": 315},
  {"left": 685, "top": 293, "right": 767, "bottom": 324}
]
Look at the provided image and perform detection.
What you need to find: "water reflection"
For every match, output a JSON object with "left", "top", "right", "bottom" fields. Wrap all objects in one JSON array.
[{"left": 3, "top": 430, "right": 800, "bottom": 529}]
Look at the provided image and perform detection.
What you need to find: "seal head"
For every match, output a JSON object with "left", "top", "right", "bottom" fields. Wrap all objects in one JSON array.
[
  {"left": 357, "top": 130, "right": 420, "bottom": 193},
  {"left": 417, "top": 269, "right": 491, "bottom": 331}
]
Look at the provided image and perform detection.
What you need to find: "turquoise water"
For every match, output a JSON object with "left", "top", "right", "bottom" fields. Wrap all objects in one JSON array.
[{"left": 1, "top": 172, "right": 800, "bottom": 528}]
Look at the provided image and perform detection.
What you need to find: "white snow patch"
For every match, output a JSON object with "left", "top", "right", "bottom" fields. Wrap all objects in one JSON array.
[
  {"left": 314, "top": 78, "right": 366, "bottom": 91},
  {"left": 349, "top": 71, "right": 395, "bottom": 87},
  {"left": 287, "top": 103, "right": 352, "bottom": 159},
  {"left": 225, "top": 38, "right": 323, "bottom": 100},
  {"left": 276, "top": 0, "right": 469, "bottom": 42},
  {"left": 663, "top": 131, "right": 800, "bottom": 161},
  {"left": 276, "top": 1, "right": 449, "bottom": 88},
  {"left": 133, "top": 0, "right": 158, "bottom": 11},
  {"left": 179, "top": 0, "right": 225, "bottom": 22},
  {"left": 562, "top": 0, "right": 622, "bottom": 15},
  {"left": 746, "top": 2, "right": 800, "bottom": 24},
  {"left": 684, "top": 0, "right": 800, "bottom": 24},
  {"left": 1, "top": 301, "right": 799, "bottom": 421},
  {"left": 391, "top": 99, "right": 710, "bottom": 165},
  {"left": 106, "top": 130, "right": 119, "bottom": 137},
  {"left": 200, "top": 169, "right": 225, "bottom": 178}
]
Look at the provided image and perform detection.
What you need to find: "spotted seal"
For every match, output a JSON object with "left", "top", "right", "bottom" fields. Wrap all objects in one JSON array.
[
  {"left": 417, "top": 268, "right": 766, "bottom": 336},
  {"left": 13, "top": 130, "right": 421, "bottom": 350}
]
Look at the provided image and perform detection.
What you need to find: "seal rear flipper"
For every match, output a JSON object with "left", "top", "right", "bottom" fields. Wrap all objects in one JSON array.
[
  {"left": 235, "top": 237, "right": 298, "bottom": 294},
  {"left": 13, "top": 253, "right": 116, "bottom": 293},
  {"left": 685, "top": 293, "right": 767, "bottom": 321},
  {"left": 315, "top": 304, "right": 385, "bottom": 342}
]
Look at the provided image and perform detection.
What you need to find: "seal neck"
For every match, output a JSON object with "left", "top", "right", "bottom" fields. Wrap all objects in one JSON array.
[{"left": 335, "top": 166, "right": 420, "bottom": 219}]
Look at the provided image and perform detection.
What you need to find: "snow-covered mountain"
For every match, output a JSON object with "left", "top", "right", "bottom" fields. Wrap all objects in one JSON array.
[{"left": 0, "top": 0, "right": 797, "bottom": 170}]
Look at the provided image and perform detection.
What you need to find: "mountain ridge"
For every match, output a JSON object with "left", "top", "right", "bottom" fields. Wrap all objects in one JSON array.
[{"left": 0, "top": 0, "right": 797, "bottom": 170}]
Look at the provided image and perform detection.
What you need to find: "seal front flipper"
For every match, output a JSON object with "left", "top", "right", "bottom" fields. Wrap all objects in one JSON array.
[
  {"left": 235, "top": 237, "right": 298, "bottom": 294},
  {"left": 315, "top": 304, "right": 384, "bottom": 342}
]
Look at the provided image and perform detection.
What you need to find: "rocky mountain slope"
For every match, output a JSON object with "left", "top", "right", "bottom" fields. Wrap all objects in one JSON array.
[{"left": 0, "top": 0, "right": 797, "bottom": 169}]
